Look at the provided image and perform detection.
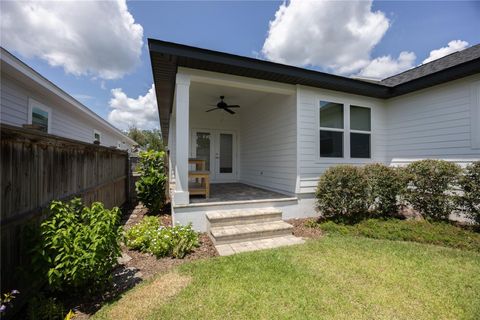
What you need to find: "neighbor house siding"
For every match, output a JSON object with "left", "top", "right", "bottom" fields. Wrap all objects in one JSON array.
[
  {"left": 0, "top": 74, "right": 29, "bottom": 126},
  {"left": 296, "top": 86, "right": 388, "bottom": 194},
  {"left": 385, "top": 74, "right": 480, "bottom": 166},
  {"left": 1, "top": 74, "right": 131, "bottom": 149},
  {"left": 239, "top": 94, "right": 297, "bottom": 194}
]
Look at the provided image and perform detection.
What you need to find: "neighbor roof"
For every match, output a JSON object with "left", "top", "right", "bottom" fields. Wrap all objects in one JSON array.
[
  {"left": 148, "top": 38, "right": 480, "bottom": 140},
  {"left": 1, "top": 47, "right": 137, "bottom": 146}
]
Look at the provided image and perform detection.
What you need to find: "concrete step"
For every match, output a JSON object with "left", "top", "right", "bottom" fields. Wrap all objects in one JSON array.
[
  {"left": 206, "top": 208, "right": 282, "bottom": 227},
  {"left": 209, "top": 220, "right": 293, "bottom": 245},
  {"left": 215, "top": 235, "right": 305, "bottom": 256}
]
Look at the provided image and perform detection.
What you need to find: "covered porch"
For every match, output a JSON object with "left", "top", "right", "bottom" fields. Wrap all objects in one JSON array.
[{"left": 167, "top": 68, "right": 298, "bottom": 206}]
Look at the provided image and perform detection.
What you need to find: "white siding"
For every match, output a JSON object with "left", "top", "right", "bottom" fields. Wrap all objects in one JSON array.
[
  {"left": 240, "top": 94, "right": 297, "bottom": 194},
  {"left": 386, "top": 74, "right": 480, "bottom": 166},
  {"left": 0, "top": 76, "right": 29, "bottom": 126},
  {"left": 297, "top": 86, "right": 388, "bottom": 193},
  {"left": 1, "top": 74, "right": 132, "bottom": 149}
]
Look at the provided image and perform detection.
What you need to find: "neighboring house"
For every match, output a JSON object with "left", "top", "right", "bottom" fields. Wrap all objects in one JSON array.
[
  {"left": 148, "top": 39, "right": 480, "bottom": 231},
  {"left": 1, "top": 48, "right": 136, "bottom": 149}
]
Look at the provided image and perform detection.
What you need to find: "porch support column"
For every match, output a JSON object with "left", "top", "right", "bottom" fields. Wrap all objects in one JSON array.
[{"left": 173, "top": 73, "right": 191, "bottom": 205}]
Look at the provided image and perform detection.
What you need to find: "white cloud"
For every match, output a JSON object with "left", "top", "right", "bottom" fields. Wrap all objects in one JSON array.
[
  {"left": 357, "top": 51, "right": 416, "bottom": 79},
  {"left": 1, "top": 0, "right": 143, "bottom": 80},
  {"left": 262, "top": 0, "right": 389, "bottom": 74},
  {"left": 108, "top": 84, "right": 159, "bottom": 130},
  {"left": 422, "top": 40, "right": 469, "bottom": 64}
]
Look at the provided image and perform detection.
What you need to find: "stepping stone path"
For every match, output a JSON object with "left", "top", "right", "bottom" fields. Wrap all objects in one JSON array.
[{"left": 207, "top": 208, "right": 305, "bottom": 256}]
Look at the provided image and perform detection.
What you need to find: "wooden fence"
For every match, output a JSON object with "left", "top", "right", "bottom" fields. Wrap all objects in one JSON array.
[{"left": 0, "top": 124, "right": 130, "bottom": 294}]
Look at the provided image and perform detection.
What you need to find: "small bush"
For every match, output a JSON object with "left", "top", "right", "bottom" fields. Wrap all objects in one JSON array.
[
  {"left": 33, "top": 198, "right": 122, "bottom": 292},
  {"left": 125, "top": 217, "right": 199, "bottom": 258},
  {"left": 364, "top": 163, "right": 403, "bottom": 217},
  {"left": 404, "top": 160, "right": 462, "bottom": 221},
  {"left": 316, "top": 165, "right": 368, "bottom": 223},
  {"left": 457, "top": 161, "right": 480, "bottom": 224},
  {"left": 136, "top": 150, "right": 167, "bottom": 212},
  {"left": 27, "top": 294, "right": 66, "bottom": 320}
]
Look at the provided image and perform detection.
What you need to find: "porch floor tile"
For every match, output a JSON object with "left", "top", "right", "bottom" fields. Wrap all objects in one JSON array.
[{"left": 190, "top": 183, "right": 291, "bottom": 203}]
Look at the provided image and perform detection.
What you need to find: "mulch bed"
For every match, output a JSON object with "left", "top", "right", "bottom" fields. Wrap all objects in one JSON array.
[
  {"left": 287, "top": 218, "right": 324, "bottom": 239},
  {"left": 70, "top": 202, "right": 218, "bottom": 319}
]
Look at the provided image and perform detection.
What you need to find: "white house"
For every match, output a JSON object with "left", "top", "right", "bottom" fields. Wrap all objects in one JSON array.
[
  {"left": 149, "top": 39, "right": 480, "bottom": 233},
  {"left": 1, "top": 48, "right": 136, "bottom": 149}
]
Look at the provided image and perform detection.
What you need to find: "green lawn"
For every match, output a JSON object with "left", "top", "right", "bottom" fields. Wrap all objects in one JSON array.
[
  {"left": 95, "top": 235, "right": 480, "bottom": 320},
  {"left": 316, "top": 219, "right": 480, "bottom": 252}
]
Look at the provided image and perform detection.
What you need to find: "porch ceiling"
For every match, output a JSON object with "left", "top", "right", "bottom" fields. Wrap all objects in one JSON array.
[{"left": 189, "top": 82, "right": 270, "bottom": 114}]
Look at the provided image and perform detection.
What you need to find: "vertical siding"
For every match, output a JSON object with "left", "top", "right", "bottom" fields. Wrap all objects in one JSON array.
[
  {"left": 297, "top": 86, "right": 388, "bottom": 193},
  {"left": 386, "top": 75, "right": 480, "bottom": 166},
  {"left": 0, "top": 74, "right": 130, "bottom": 148},
  {"left": 240, "top": 94, "right": 297, "bottom": 194}
]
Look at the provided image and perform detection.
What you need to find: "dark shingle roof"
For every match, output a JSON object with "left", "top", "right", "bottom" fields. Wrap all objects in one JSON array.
[
  {"left": 148, "top": 38, "right": 480, "bottom": 140},
  {"left": 381, "top": 44, "right": 480, "bottom": 86}
]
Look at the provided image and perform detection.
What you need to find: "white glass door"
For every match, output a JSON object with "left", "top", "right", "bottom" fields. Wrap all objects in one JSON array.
[
  {"left": 192, "top": 129, "right": 236, "bottom": 182},
  {"left": 214, "top": 132, "right": 236, "bottom": 182}
]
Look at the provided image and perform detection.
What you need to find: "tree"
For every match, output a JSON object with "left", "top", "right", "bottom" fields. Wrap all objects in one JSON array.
[{"left": 127, "top": 127, "right": 163, "bottom": 151}]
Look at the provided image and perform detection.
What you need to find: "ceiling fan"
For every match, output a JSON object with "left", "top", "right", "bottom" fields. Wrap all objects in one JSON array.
[{"left": 206, "top": 96, "right": 240, "bottom": 114}]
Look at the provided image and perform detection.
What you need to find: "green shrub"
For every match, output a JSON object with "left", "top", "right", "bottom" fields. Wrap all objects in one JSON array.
[
  {"left": 33, "top": 198, "right": 122, "bottom": 292},
  {"left": 27, "top": 294, "right": 66, "bottom": 320},
  {"left": 364, "top": 163, "right": 403, "bottom": 217},
  {"left": 125, "top": 217, "right": 199, "bottom": 258},
  {"left": 136, "top": 150, "right": 167, "bottom": 212},
  {"left": 457, "top": 161, "right": 480, "bottom": 224},
  {"left": 404, "top": 160, "right": 462, "bottom": 221},
  {"left": 316, "top": 165, "right": 368, "bottom": 223},
  {"left": 123, "top": 216, "right": 160, "bottom": 251}
]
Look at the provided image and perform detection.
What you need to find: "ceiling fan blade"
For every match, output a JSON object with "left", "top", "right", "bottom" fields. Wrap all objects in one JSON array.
[
  {"left": 206, "top": 108, "right": 219, "bottom": 112},
  {"left": 224, "top": 108, "right": 235, "bottom": 114},
  {"left": 226, "top": 105, "right": 240, "bottom": 108}
]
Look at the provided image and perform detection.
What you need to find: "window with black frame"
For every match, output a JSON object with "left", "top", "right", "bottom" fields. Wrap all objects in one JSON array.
[
  {"left": 350, "top": 105, "right": 371, "bottom": 158},
  {"left": 319, "top": 101, "right": 344, "bottom": 158}
]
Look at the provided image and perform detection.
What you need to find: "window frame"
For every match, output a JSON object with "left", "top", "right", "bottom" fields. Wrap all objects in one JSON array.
[
  {"left": 28, "top": 98, "right": 52, "bottom": 133},
  {"left": 93, "top": 129, "right": 102, "bottom": 144},
  {"left": 318, "top": 100, "right": 345, "bottom": 159},
  {"left": 349, "top": 105, "right": 372, "bottom": 159},
  {"left": 316, "top": 98, "right": 373, "bottom": 161}
]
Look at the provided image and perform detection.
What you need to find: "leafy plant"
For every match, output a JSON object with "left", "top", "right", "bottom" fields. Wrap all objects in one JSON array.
[
  {"left": 404, "top": 160, "right": 462, "bottom": 221},
  {"left": 457, "top": 161, "right": 480, "bottom": 225},
  {"left": 315, "top": 165, "right": 368, "bottom": 223},
  {"left": 124, "top": 216, "right": 161, "bottom": 251},
  {"left": 364, "top": 163, "right": 404, "bottom": 217},
  {"left": 125, "top": 217, "right": 199, "bottom": 258},
  {"left": 27, "top": 294, "right": 66, "bottom": 320},
  {"left": 136, "top": 150, "right": 167, "bottom": 212},
  {"left": 0, "top": 289, "right": 19, "bottom": 315},
  {"left": 33, "top": 198, "right": 122, "bottom": 292}
]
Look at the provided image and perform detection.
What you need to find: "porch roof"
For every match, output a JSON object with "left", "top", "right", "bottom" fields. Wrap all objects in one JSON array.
[{"left": 148, "top": 38, "right": 480, "bottom": 141}]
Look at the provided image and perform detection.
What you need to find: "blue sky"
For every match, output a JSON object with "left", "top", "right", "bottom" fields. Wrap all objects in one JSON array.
[{"left": 2, "top": 1, "right": 479, "bottom": 130}]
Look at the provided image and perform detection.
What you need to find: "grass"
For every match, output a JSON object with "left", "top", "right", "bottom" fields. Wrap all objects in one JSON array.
[
  {"left": 94, "top": 236, "right": 480, "bottom": 320},
  {"left": 314, "top": 219, "right": 480, "bottom": 252}
]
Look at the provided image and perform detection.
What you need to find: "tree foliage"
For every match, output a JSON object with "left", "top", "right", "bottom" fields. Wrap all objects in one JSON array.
[{"left": 127, "top": 127, "right": 163, "bottom": 151}]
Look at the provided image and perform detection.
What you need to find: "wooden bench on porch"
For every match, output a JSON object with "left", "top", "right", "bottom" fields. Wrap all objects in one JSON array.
[{"left": 188, "top": 158, "right": 210, "bottom": 198}]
